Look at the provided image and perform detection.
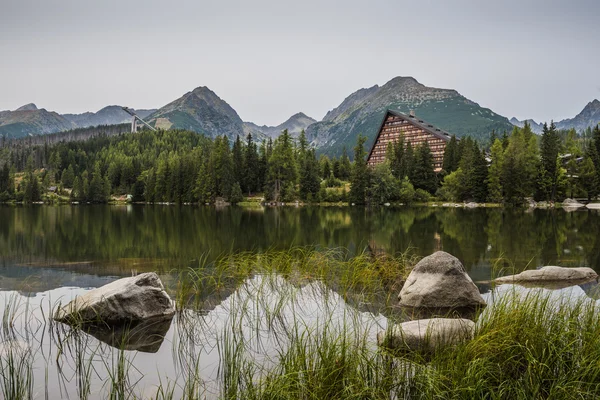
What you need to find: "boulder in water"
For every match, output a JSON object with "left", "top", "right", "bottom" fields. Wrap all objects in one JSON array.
[
  {"left": 494, "top": 266, "right": 598, "bottom": 286},
  {"left": 399, "top": 251, "right": 486, "bottom": 310},
  {"left": 54, "top": 272, "right": 176, "bottom": 325},
  {"left": 377, "top": 318, "right": 475, "bottom": 352}
]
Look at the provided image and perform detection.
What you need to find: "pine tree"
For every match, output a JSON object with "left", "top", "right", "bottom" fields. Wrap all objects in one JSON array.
[
  {"left": 538, "top": 121, "right": 561, "bottom": 201},
  {"left": 404, "top": 142, "right": 415, "bottom": 183},
  {"left": 581, "top": 145, "right": 599, "bottom": 200},
  {"left": 144, "top": 168, "right": 156, "bottom": 202},
  {"left": 299, "top": 148, "right": 321, "bottom": 201},
  {"left": 71, "top": 176, "right": 82, "bottom": 201},
  {"left": 213, "top": 136, "right": 234, "bottom": 198},
  {"left": 390, "top": 136, "right": 407, "bottom": 180},
  {"left": 338, "top": 147, "right": 351, "bottom": 180},
  {"left": 502, "top": 127, "right": 531, "bottom": 205},
  {"left": 487, "top": 139, "right": 504, "bottom": 203},
  {"left": 267, "top": 130, "right": 297, "bottom": 201},
  {"left": 61, "top": 164, "right": 75, "bottom": 188},
  {"left": 229, "top": 182, "right": 243, "bottom": 204},
  {"left": 88, "top": 163, "right": 106, "bottom": 203},
  {"left": 411, "top": 142, "right": 437, "bottom": 194},
  {"left": 442, "top": 135, "right": 459, "bottom": 174},
  {"left": 349, "top": 135, "right": 370, "bottom": 204},
  {"left": 232, "top": 135, "right": 245, "bottom": 188},
  {"left": 243, "top": 133, "right": 259, "bottom": 194},
  {"left": 320, "top": 156, "right": 331, "bottom": 180}
]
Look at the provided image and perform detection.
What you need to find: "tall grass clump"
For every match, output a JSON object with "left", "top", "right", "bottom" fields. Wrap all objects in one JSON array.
[
  {"left": 175, "top": 246, "right": 418, "bottom": 313},
  {"left": 402, "top": 287, "right": 600, "bottom": 399}
]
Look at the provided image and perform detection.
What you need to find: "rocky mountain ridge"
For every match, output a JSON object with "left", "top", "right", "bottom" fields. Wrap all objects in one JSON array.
[{"left": 307, "top": 76, "right": 514, "bottom": 156}]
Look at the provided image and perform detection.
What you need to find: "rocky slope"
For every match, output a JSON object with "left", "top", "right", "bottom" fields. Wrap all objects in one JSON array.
[
  {"left": 509, "top": 117, "right": 543, "bottom": 134},
  {"left": 306, "top": 77, "right": 514, "bottom": 156},
  {"left": 63, "top": 106, "right": 156, "bottom": 128},
  {"left": 243, "top": 112, "right": 316, "bottom": 139},
  {"left": 556, "top": 99, "right": 600, "bottom": 132},
  {"left": 0, "top": 104, "right": 75, "bottom": 138},
  {"left": 145, "top": 86, "right": 246, "bottom": 139}
]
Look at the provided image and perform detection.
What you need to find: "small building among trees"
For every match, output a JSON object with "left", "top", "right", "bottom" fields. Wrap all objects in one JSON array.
[{"left": 367, "top": 110, "right": 454, "bottom": 172}]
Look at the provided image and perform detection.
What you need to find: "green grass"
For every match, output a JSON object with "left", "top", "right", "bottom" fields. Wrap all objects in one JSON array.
[{"left": 2, "top": 250, "right": 600, "bottom": 399}]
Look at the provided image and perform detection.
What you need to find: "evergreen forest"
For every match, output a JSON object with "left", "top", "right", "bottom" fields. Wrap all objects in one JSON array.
[{"left": 0, "top": 122, "right": 599, "bottom": 206}]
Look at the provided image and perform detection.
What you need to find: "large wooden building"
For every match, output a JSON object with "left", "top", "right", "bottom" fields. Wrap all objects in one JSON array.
[{"left": 367, "top": 110, "right": 453, "bottom": 172}]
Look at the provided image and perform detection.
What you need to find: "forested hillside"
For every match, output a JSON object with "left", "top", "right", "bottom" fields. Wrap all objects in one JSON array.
[{"left": 1, "top": 122, "right": 599, "bottom": 206}]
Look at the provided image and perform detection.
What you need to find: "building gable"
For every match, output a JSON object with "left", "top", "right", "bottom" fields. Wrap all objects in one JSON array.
[{"left": 366, "top": 110, "right": 454, "bottom": 172}]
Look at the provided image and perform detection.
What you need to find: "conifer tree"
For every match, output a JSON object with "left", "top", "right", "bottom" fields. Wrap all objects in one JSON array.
[
  {"left": 487, "top": 139, "right": 504, "bottom": 203},
  {"left": 61, "top": 164, "right": 75, "bottom": 188},
  {"left": 442, "top": 135, "right": 459, "bottom": 174},
  {"left": 267, "top": 130, "right": 297, "bottom": 201},
  {"left": 88, "top": 163, "right": 106, "bottom": 203},
  {"left": 243, "top": 133, "right": 259, "bottom": 194},
  {"left": 229, "top": 182, "right": 243, "bottom": 204},
  {"left": 338, "top": 147, "right": 351, "bottom": 180},
  {"left": 411, "top": 142, "right": 437, "bottom": 194},
  {"left": 538, "top": 121, "right": 561, "bottom": 201},
  {"left": 320, "top": 156, "right": 331, "bottom": 180},
  {"left": 299, "top": 148, "right": 321, "bottom": 201},
  {"left": 349, "top": 135, "right": 370, "bottom": 204},
  {"left": 232, "top": 135, "right": 245, "bottom": 188},
  {"left": 390, "top": 136, "right": 407, "bottom": 180},
  {"left": 404, "top": 142, "right": 415, "bottom": 183},
  {"left": 144, "top": 168, "right": 156, "bottom": 202}
]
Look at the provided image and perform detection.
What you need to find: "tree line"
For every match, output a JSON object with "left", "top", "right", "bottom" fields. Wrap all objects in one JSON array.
[
  {"left": 0, "top": 129, "right": 353, "bottom": 204},
  {"left": 1, "top": 122, "right": 599, "bottom": 205}
]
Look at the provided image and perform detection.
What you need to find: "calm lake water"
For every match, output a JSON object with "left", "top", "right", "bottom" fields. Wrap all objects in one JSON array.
[
  {"left": 1, "top": 205, "right": 600, "bottom": 398},
  {"left": 1, "top": 205, "right": 599, "bottom": 291}
]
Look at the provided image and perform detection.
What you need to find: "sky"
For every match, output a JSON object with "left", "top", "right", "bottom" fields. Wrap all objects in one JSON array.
[{"left": 1, "top": 0, "right": 599, "bottom": 126}]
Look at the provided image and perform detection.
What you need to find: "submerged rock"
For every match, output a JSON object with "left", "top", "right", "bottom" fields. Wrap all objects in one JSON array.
[
  {"left": 81, "top": 316, "right": 173, "bottom": 353},
  {"left": 399, "top": 251, "right": 486, "bottom": 310},
  {"left": 54, "top": 272, "right": 176, "bottom": 324},
  {"left": 494, "top": 266, "right": 598, "bottom": 286},
  {"left": 377, "top": 318, "right": 475, "bottom": 352}
]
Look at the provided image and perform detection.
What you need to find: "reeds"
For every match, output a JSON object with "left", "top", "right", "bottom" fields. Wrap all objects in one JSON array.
[{"left": 1, "top": 249, "right": 600, "bottom": 399}]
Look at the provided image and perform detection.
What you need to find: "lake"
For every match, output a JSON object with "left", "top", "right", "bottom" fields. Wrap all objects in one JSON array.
[{"left": 1, "top": 205, "right": 599, "bottom": 398}]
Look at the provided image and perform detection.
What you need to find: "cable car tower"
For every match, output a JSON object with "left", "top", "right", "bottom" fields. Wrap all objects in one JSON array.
[{"left": 121, "top": 107, "right": 156, "bottom": 133}]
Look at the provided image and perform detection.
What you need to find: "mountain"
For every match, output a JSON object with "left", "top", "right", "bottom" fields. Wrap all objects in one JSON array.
[
  {"left": 63, "top": 106, "right": 156, "bottom": 128},
  {"left": 556, "top": 99, "right": 600, "bottom": 132},
  {"left": 306, "top": 76, "right": 514, "bottom": 156},
  {"left": 0, "top": 105, "right": 75, "bottom": 139},
  {"left": 243, "top": 112, "right": 316, "bottom": 139},
  {"left": 146, "top": 86, "right": 246, "bottom": 139},
  {"left": 509, "top": 117, "right": 543, "bottom": 134}
]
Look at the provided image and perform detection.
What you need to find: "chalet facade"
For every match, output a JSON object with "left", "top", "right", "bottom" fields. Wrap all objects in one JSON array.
[{"left": 367, "top": 110, "right": 453, "bottom": 172}]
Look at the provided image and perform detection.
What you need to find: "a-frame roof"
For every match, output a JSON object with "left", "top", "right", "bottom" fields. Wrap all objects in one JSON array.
[{"left": 367, "top": 109, "right": 455, "bottom": 161}]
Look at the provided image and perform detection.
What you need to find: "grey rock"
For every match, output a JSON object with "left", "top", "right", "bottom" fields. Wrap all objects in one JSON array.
[
  {"left": 399, "top": 251, "right": 486, "bottom": 309},
  {"left": 495, "top": 266, "right": 598, "bottom": 286},
  {"left": 54, "top": 272, "right": 175, "bottom": 324},
  {"left": 377, "top": 318, "right": 475, "bottom": 351},
  {"left": 562, "top": 198, "right": 585, "bottom": 210}
]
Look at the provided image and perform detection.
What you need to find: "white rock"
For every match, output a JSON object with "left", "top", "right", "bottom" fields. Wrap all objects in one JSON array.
[
  {"left": 55, "top": 272, "right": 175, "bottom": 324},
  {"left": 586, "top": 203, "right": 600, "bottom": 209},
  {"left": 377, "top": 318, "right": 475, "bottom": 351},
  {"left": 399, "top": 251, "right": 486, "bottom": 309},
  {"left": 494, "top": 266, "right": 598, "bottom": 285}
]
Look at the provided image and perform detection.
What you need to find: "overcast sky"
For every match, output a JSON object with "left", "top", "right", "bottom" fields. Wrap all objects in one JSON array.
[{"left": 1, "top": 0, "right": 598, "bottom": 125}]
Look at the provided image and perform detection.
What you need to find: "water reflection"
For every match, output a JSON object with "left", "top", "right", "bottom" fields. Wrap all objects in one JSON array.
[{"left": 1, "top": 205, "right": 599, "bottom": 292}]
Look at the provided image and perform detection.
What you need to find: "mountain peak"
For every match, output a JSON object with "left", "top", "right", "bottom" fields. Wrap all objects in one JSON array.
[
  {"left": 586, "top": 99, "right": 600, "bottom": 109},
  {"left": 16, "top": 103, "right": 38, "bottom": 111},
  {"left": 387, "top": 76, "right": 420, "bottom": 85}
]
